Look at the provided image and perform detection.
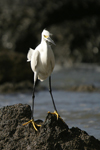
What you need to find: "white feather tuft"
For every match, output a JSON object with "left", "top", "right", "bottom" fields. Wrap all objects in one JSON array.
[{"left": 27, "top": 48, "right": 34, "bottom": 62}]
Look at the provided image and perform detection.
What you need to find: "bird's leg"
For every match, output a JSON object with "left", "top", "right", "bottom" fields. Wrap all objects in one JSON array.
[
  {"left": 31, "top": 85, "right": 35, "bottom": 120},
  {"left": 23, "top": 73, "right": 41, "bottom": 131},
  {"left": 48, "top": 76, "right": 60, "bottom": 120}
]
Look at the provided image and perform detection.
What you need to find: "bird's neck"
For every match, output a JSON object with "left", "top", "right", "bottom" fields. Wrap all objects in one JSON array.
[
  {"left": 41, "top": 39, "right": 50, "bottom": 64},
  {"left": 41, "top": 39, "right": 49, "bottom": 52}
]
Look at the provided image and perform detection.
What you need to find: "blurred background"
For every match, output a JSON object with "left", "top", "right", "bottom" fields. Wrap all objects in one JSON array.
[
  {"left": 0, "top": 0, "right": 100, "bottom": 139},
  {"left": 0, "top": 0, "right": 100, "bottom": 89}
]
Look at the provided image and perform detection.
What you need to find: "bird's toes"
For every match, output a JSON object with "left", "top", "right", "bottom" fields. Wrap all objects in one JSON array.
[
  {"left": 48, "top": 111, "right": 59, "bottom": 119},
  {"left": 23, "top": 119, "right": 41, "bottom": 131},
  {"left": 48, "top": 111, "right": 64, "bottom": 122}
]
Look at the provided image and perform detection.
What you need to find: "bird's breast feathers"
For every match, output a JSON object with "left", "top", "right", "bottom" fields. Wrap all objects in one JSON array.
[{"left": 30, "top": 42, "right": 55, "bottom": 81}]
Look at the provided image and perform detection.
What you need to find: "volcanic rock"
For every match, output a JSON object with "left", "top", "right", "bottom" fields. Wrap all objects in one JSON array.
[{"left": 0, "top": 103, "right": 100, "bottom": 150}]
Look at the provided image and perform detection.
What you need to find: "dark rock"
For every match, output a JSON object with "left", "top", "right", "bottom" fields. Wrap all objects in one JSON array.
[
  {"left": 0, "top": 51, "right": 32, "bottom": 84},
  {"left": 68, "top": 84, "right": 100, "bottom": 92},
  {"left": 0, "top": 103, "right": 100, "bottom": 150},
  {"left": 0, "top": 51, "right": 39, "bottom": 89}
]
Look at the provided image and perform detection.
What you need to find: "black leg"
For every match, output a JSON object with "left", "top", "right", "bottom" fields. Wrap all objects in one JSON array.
[
  {"left": 23, "top": 73, "right": 41, "bottom": 131},
  {"left": 49, "top": 76, "right": 58, "bottom": 112},
  {"left": 31, "top": 85, "right": 35, "bottom": 120},
  {"left": 31, "top": 72, "right": 37, "bottom": 120}
]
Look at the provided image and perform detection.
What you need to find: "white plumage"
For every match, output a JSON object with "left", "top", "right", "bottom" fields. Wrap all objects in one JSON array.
[{"left": 27, "top": 29, "right": 55, "bottom": 82}]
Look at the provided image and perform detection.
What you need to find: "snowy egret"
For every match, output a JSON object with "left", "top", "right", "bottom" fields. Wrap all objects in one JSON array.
[{"left": 23, "top": 29, "right": 60, "bottom": 131}]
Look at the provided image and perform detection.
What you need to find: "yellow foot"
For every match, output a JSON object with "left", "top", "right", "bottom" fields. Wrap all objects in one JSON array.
[
  {"left": 23, "top": 119, "right": 41, "bottom": 131},
  {"left": 48, "top": 111, "right": 63, "bottom": 121}
]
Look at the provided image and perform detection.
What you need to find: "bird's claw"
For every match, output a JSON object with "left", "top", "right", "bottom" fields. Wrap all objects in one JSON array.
[
  {"left": 23, "top": 119, "right": 41, "bottom": 131},
  {"left": 48, "top": 111, "right": 63, "bottom": 121},
  {"left": 53, "top": 110, "right": 59, "bottom": 120}
]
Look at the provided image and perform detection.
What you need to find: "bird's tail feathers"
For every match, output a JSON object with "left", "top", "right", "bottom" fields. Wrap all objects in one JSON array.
[{"left": 27, "top": 48, "right": 34, "bottom": 62}]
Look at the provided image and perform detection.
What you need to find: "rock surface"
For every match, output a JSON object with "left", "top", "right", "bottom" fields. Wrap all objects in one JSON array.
[
  {"left": 67, "top": 84, "right": 100, "bottom": 92},
  {"left": 0, "top": 103, "right": 100, "bottom": 150}
]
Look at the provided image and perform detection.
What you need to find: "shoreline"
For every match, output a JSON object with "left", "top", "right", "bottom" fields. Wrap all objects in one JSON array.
[
  {"left": 0, "top": 63, "right": 100, "bottom": 93},
  {"left": 0, "top": 81, "right": 100, "bottom": 93}
]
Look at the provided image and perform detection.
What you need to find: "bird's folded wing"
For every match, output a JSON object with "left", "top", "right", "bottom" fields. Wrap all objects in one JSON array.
[
  {"left": 31, "top": 50, "right": 39, "bottom": 70},
  {"left": 27, "top": 48, "right": 34, "bottom": 62}
]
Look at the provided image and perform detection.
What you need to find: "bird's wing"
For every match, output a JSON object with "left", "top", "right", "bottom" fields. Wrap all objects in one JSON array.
[
  {"left": 31, "top": 50, "right": 40, "bottom": 71},
  {"left": 27, "top": 48, "right": 34, "bottom": 62}
]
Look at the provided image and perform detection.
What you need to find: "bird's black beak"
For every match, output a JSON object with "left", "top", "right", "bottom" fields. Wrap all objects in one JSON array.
[{"left": 47, "top": 37, "right": 56, "bottom": 45}]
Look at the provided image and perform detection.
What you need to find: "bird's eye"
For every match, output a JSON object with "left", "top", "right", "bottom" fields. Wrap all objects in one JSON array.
[{"left": 44, "top": 35, "right": 49, "bottom": 38}]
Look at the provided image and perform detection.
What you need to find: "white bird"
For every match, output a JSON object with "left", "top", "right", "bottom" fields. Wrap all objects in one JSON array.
[{"left": 23, "top": 29, "right": 60, "bottom": 131}]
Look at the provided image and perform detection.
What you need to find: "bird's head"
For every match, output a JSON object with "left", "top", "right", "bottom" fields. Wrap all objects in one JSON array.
[{"left": 42, "top": 29, "right": 55, "bottom": 45}]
